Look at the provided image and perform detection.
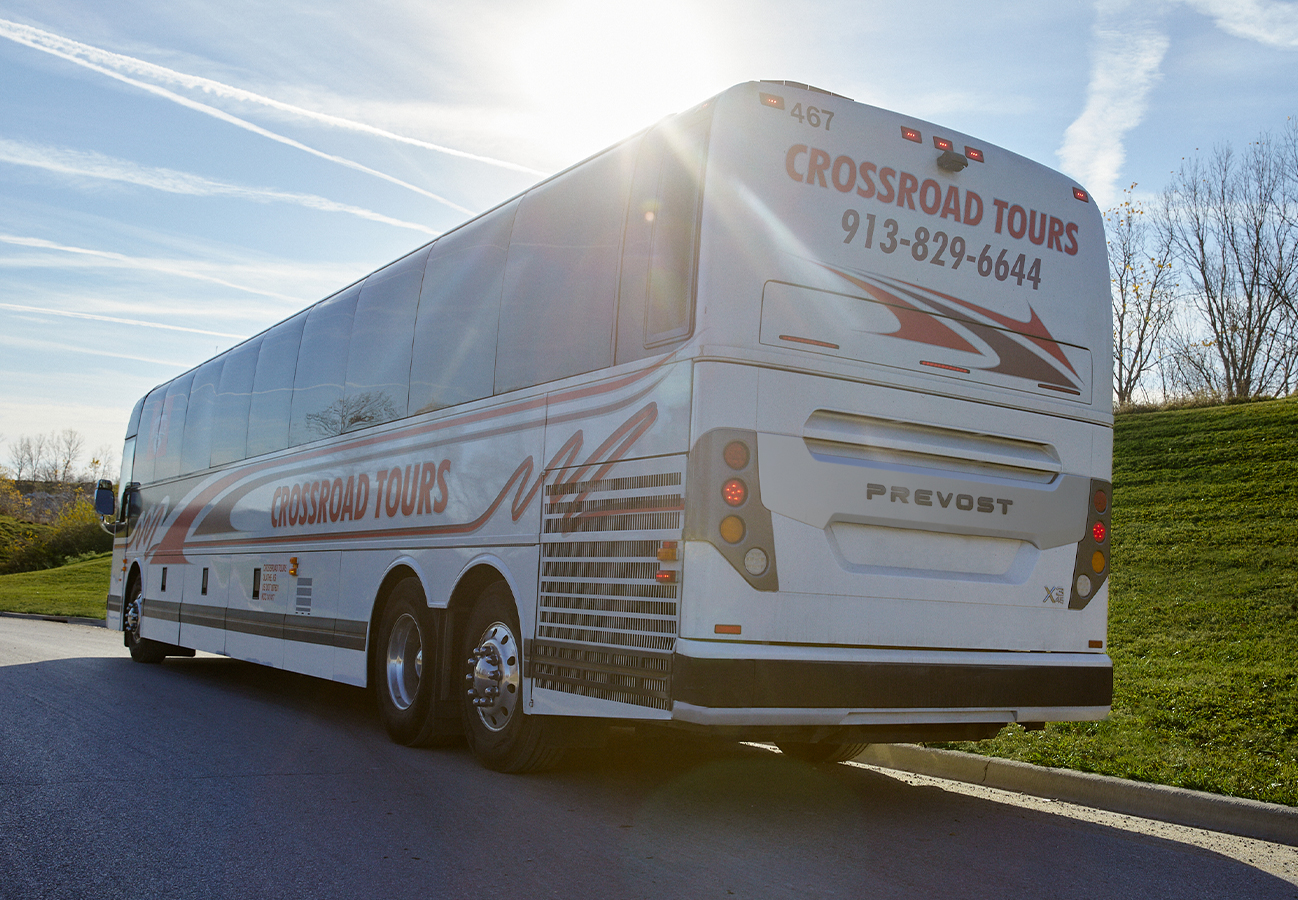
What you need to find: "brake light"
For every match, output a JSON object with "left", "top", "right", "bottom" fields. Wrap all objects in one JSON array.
[{"left": 722, "top": 479, "right": 747, "bottom": 506}]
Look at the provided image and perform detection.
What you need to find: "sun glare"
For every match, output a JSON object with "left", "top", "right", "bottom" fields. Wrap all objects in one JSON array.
[{"left": 497, "top": 0, "right": 739, "bottom": 165}]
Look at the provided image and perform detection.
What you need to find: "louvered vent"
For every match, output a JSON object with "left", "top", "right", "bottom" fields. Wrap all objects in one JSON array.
[{"left": 530, "top": 460, "right": 685, "bottom": 710}]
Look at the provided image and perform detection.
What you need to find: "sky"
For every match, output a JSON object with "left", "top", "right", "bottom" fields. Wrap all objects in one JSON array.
[{"left": 1, "top": 0, "right": 1296, "bottom": 474}]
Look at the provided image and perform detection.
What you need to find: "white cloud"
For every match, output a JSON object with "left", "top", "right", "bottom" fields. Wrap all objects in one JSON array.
[
  {"left": 0, "top": 302, "right": 245, "bottom": 339},
  {"left": 0, "top": 233, "right": 310, "bottom": 303},
  {"left": 0, "top": 18, "right": 474, "bottom": 215},
  {"left": 1181, "top": 0, "right": 1298, "bottom": 48},
  {"left": 0, "top": 17, "right": 544, "bottom": 176},
  {"left": 0, "top": 138, "right": 440, "bottom": 235},
  {"left": 1058, "top": 4, "right": 1170, "bottom": 205}
]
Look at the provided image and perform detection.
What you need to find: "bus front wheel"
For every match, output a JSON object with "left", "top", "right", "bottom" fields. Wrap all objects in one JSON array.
[
  {"left": 460, "top": 582, "right": 563, "bottom": 773},
  {"left": 123, "top": 580, "right": 167, "bottom": 664}
]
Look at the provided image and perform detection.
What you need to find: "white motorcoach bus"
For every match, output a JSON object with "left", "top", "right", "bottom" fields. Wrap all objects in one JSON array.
[{"left": 98, "top": 81, "right": 1113, "bottom": 771}]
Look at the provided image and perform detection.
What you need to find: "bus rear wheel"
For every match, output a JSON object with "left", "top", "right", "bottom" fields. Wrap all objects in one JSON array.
[
  {"left": 123, "top": 580, "right": 167, "bottom": 664},
  {"left": 776, "top": 741, "right": 870, "bottom": 764},
  {"left": 460, "top": 582, "right": 563, "bottom": 773},
  {"left": 374, "top": 577, "right": 443, "bottom": 747}
]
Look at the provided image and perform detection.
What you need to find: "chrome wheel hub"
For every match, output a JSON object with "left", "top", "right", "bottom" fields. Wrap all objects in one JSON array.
[
  {"left": 385, "top": 613, "right": 423, "bottom": 711},
  {"left": 465, "top": 621, "right": 520, "bottom": 732},
  {"left": 125, "top": 597, "right": 141, "bottom": 639}
]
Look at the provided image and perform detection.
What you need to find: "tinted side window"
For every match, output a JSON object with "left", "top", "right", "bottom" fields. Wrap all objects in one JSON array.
[
  {"left": 409, "top": 204, "right": 516, "bottom": 414},
  {"left": 133, "top": 388, "right": 166, "bottom": 484},
  {"left": 125, "top": 396, "right": 146, "bottom": 440},
  {"left": 210, "top": 338, "right": 261, "bottom": 466},
  {"left": 495, "top": 145, "right": 636, "bottom": 393},
  {"left": 344, "top": 248, "right": 428, "bottom": 431},
  {"left": 617, "top": 113, "right": 709, "bottom": 363},
  {"left": 247, "top": 313, "right": 306, "bottom": 457},
  {"left": 289, "top": 287, "right": 359, "bottom": 445},
  {"left": 152, "top": 373, "right": 194, "bottom": 480},
  {"left": 182, "top": 357, "right": 224, "bottom": 473}
]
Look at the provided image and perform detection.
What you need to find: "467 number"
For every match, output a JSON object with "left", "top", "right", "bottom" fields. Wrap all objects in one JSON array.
[
  {"left": 791, "top": 103, "right": 833, "bottom": 131},
  {"left": 841, "top": 208, "right": 1042, "bottom": 290}
]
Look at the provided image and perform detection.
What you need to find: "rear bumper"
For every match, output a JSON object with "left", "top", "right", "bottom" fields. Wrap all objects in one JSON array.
[{"left": 669, "top": 640, "right": 1112, "bottom": 727}]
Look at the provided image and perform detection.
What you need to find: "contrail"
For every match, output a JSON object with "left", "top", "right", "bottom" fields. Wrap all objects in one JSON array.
[
  {"left": 0, "top": 233, "right": 308, "bottom": 303},
  {"left": 0, "top": 19, "right": 475, "bottom": 215},
  {"left": 0, "top": 138, "right": 440, "bottom": 235},
  {"left": 0, "top": 302, "right": 246, "bottom": 338},
  {"left": 0, "top": 18, "right": 546, "bottom": 176}
]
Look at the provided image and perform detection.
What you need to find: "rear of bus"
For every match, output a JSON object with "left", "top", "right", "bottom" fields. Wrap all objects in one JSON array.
[{"left": 673, "top": 82, "right": 1113, "bottom": 744}]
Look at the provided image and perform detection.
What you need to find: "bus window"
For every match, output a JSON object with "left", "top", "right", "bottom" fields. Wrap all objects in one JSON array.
[
  {"left": 209, "top": 338, "right": 261, "bottom": 466},
  {"left": 409, "top": 204, "right": 515, "bottom": 414},
  {"left": 289, "top": 286, "right": 359, "bottom": 445},
  {"left": 181, "top": 357, "right": 223, "bottom": 474},
  {"left": 247, "top": 313, "right": 306, "bottom": 457},
  {"left": 495, "top": 144, "right": 636, "bottom": 393},
  {"left": 343, "top": 248, "right": 428, "bottom": 432},
  {"left": 132, "top": 387, "right": 165, "bottom": 485},
  {"left": 617, "top": 114, "right": 708, "bottom": 362},
  {"left": 152, "top": 372, "right": 193, "bottom": 480}
]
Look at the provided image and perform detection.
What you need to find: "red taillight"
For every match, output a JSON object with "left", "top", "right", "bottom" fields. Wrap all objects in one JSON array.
[
  {"left": 722, "top": 479, "right": 747, "bottom": 507},
  {"left": 1092, "top": 521, "right": 1106, "bottom": 543},
  {"left": 1094, "top": 490, "right": 1108, "bottom": 513},
  {"left": 901, "top": 126, "right": 921, "bottom": 143},
  {"left": 723, "top": 441, "right": 750, "bottom": 470}
]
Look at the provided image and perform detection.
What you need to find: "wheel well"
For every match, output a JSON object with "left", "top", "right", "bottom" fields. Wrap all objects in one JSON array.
[
  {"left": 364, "top": 562, "right": 508, "bottom": 690},
  {"left": 122, "top": 564, "right": 143, "bottom": 631}
]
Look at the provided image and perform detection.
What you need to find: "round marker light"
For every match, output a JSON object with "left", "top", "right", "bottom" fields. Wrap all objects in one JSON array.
[
  {"left": 723, "top": 440, "right": 750, "bottom": 470},
  {"left": 1075, "top": 574, "right": 1092, "bottom": 598},
  {"left": 722, "top": 479, "right": 747, "bottom": 507},
  {"left": 744, "top": 548, "right": 768, "bottom": 576},
  {"left": 719, "top": 515, "right": 746, "bottom": 544},
  {"left": 1092, "top": 550, "right": 1106, "bottom": 573},
  {"left": 1093, "top": 490, "right": 1108, "bottom": 513},
  {"left": 1092, "top": 521, "right": 1106, "bottom": 543}
]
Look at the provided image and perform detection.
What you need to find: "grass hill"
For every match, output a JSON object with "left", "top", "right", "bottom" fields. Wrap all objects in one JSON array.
[{"left": 944, "top": 396, "right": 1298, "bottom": 806}]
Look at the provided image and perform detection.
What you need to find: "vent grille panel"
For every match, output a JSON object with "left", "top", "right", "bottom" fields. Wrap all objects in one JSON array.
[{"left": 531, "top": 457, "right": 685, "bottom": 710}]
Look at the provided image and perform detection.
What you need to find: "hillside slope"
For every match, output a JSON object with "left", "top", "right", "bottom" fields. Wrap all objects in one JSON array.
[{"left": 944, "top": 397, "right": 1298, "bottom": 806}]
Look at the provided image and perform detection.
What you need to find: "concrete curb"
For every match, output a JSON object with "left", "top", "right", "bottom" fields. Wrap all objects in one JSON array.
[
  {"left": 856, "top": 743, "right": 1298, "bottom": 847},
  {"left": 0, "top": 610, "right": 106, "bottom": 628}
]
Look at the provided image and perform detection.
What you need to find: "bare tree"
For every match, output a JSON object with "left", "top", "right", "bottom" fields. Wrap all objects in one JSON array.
[
  {"left": 1107, "top": 185, "right": 1176, "bottom": 406},
  {"left": 49, "top": 429, "right": 85, "bottom": 484},
  {"left": 1161, "top": 133, "right": 1297, "bottom": 399}
]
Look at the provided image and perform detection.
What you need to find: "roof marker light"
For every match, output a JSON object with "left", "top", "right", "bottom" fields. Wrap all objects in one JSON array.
[
  {"left": 933, "top": 136, "right": 953, "bottom": 151},
  {"left": 759, "top": 92, "right": 785, "bottom": 110},
  {"left": 965, "top": 147, "right": 985, "bottom": 163},
  {"left": 1073, "top": 187, "right": 1090, "bottom": 203},
  {"left": 901, "top": 126, "right": 922, "bottom": 143}
]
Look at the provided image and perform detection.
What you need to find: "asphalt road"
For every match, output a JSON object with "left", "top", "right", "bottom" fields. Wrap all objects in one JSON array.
[{"left": 1, "top": 617, "right": 1294, "bottom": 900}]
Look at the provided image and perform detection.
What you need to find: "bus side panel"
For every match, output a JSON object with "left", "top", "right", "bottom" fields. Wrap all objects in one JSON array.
[{"left": 526, "top": 358, "right": 693, "bottom": 719}]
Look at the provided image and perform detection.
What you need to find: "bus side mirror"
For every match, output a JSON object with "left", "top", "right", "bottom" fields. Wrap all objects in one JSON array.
[{"left": 94, "top": 479, "right": 116, "bottom": 517}]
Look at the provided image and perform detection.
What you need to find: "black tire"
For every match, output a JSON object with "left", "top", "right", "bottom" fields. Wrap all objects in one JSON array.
[
  {"left": 460, "top": 582, "right": 563, "bottom": 773},
  {"left": 776, "top": 741, "right": 870, "bottom": 764},
  {"left": 123, "top": 579, "right": 167, "bottom": 664},
  {"left": 373, "top": 577, "right": 443, "bottom": 747}
]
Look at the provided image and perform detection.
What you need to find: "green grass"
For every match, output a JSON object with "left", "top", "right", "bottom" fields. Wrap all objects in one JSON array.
[
  {"left": 0, "top": 552, "right": 111, "bottom": 619},
  {"left": 940, "top": 396, "right": 1298, "bottom": 807}
]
